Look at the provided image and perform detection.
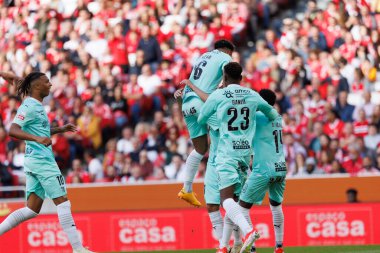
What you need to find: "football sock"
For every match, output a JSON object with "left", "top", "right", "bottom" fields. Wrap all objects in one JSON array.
[
  {"left": 0, "top": 207, "right": 37, "bottom": 235},
  {"left": 223, "top": 198, "right": 252, "bottom": 237},
  {"left": 233, "top": 224, "right": 242, "bottom": 246},
  {"left": 220, "top": 215, "right": 234, "bottom": 248},
  {"left": 57, "top": 201, "right": 83, "bottom": 250},
  {"left": 270, "top": 204, "right": 284, "bottom": 248},
  {"left": 183, "top": 150, "right": 203, "bottom": 192},
  {"left": 209, "top": 211, "right": 224, "bottom": 244}
]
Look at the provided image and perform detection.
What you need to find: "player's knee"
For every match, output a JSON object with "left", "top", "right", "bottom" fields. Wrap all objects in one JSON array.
[
  {"left": 269, "top": 198, "right": 281, "bottom": 206},
  {"left": 239, "top": 200, "right": 253, "bottom": 209},
  {"left": 53, "top": 195, "right": 69, "bottom": 206},
  {"left": 207, "top": 204, "right": 220, "bottom": 213},
  {"left": 195, "top": 145, "right": 208, "bottom": 155}
]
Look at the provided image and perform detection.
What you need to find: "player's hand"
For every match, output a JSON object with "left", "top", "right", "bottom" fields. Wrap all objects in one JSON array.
[
  {"left": 174, "top": 88, "right": 184, "bottom": 100},
  {"left": 35, "top": 136, "right": 52, "bottom": 147},
  {"left": 178, "top": 79, "right": 192, "bottom": 89},
  {"left": 62, "top": 123, "right": 77, "bottom": 133}
]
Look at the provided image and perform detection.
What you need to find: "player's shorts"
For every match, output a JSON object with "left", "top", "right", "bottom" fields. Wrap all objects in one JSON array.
[
  {"left": 215, "top": 155, "right": 250, "bottom": 197},
  {"left": 240, "top": 167, "right": 286, "bottom": 205},
  {"left": 204, "top": 129, "right": 220, "bottom": 205},
  {"left": 24, "top": 160, "right": 67, "bottom": 200},
  {"left": 182, "top": 96, "right": 219, "bottom": 139}
]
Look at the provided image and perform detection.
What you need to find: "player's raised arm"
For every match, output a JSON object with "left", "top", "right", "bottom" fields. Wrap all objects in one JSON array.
[
  {"left": 0, "top": 71, "right": 23, "bottom": 86},
  {"left": 180, "top": 79, "right": 209, "bottom": 102},
  {"left": 256, "top": 94, "right": 279, "bottom": 121},
  {"left": 197, "top": 90, "right": 219, "bottom": 125}
]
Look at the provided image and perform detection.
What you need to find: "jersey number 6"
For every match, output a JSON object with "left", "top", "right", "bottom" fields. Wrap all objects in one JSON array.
[{"left": 193, "top": 61, "right": 208, "bottom": 80}]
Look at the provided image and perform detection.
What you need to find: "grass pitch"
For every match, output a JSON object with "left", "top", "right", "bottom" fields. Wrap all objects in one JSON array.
[{"left": 115, "top": 245, "right": 380, "bottom": 253}]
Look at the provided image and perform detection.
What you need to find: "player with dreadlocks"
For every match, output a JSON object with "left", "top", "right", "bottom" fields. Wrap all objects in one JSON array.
[{"left": 0, "top": 71, "right": 95, "bottom": 253}]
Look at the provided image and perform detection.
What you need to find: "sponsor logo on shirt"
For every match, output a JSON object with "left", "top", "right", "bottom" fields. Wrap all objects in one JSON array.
[
  {"left": 275, "top": 161, "right": 287, "bottom": 172},
  {"left": 182, "top": 107, "right": 197, "bottom": 117},
  {"left": 232, "top": 139, "right": 251, "bottom": 149},
  {"left": 223, "top": 90, "right": 234, "bottom": 98},
  {"left": 17, "top": 112, "right": 26, "bottom": 120}
]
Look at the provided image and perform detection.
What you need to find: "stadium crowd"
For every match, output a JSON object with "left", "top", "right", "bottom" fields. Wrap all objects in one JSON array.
[{"left": 1, "top": 0, "right": 380, "bottom": 190}]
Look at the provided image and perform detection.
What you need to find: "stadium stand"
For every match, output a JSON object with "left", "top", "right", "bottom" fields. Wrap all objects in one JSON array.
[{"left": 1, "top": 0, "right": 380, "bottom": 192}]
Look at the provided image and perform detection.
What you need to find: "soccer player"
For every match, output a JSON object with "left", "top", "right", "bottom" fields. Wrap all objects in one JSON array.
[
  {"left": 239, "top": 89, "right": 286, "bottom": 253},
  {"left": 0, "top": 72, "right": 94, "bottom": 253},
  {"left": 197, "top": 63, "right": 280, "bottom": 253},
  {"left": 178, "top": 39, "right": 234, "bottom": 208},
  {"left": 176, "top": 80, "right": 243, "bottom": 252}
]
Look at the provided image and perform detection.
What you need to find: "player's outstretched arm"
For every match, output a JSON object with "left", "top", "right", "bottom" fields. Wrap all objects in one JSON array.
[
  {"left": 257, "top": 96, "right": 279, "bottom": 121},
  {"left": 198, "top": 91, "right": 219, "bottom": 125},
  {"left": 9, "top": 123, "right": 52, "bottom": 146},
  {"left": 51, "top": 123, "right": 77, "bottom": 135},
  {"left": 0, "top": 71, "right": 23, "bottom": 86},
  {"left": 179, "top": 79, "right": 209, "bottom": 102}
]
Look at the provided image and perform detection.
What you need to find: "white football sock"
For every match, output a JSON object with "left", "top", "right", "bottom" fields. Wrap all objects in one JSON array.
[
  {"left": 233, "top": 224, "right": 243, "bottom": 246},
  {"left": 270, "top": 204, "right": 284, "bottom": 248},
  {"left": 222, "top": 198, "right": 252, "bottom": 237},
  {"left": 209, "top": 211, "right": 224, "bottom": 243},
  {"left": 183, "top": 150, "right": 203, "bottom": 192},
  {"left": 0, "top": 207, "right": 37, "bottom": 235},
  {"left": 240, "top": 206, "right": 253, "bottom": 247},
  {"left": 220, "top": 215, "right": 234, "bottom": 248},
  {"left": 57, "top": 201, "right": 83, "bottom": 250}
]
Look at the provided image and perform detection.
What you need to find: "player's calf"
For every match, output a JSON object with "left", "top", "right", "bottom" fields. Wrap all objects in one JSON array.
[{"left": 0, "top": 207, "right": 38, "bottom": 235}]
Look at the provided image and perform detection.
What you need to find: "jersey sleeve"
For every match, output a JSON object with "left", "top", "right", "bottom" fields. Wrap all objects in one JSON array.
[
  {"left": 198, "top": 90, "right": 220, "bottom": 125},
  {"left": 12, "top": 104, "right": 33, "bottom": 128},
  {"left": 256, "top": 95, "right": 279, "bottom": 121}
]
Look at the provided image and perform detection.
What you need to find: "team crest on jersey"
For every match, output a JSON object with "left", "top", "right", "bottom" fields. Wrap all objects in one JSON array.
[
  {"left": 17, "top": 112, "right": 26, "bottom": 120},
  {"left": 223, "top": 90, "right": 234, "bottom": 98}
]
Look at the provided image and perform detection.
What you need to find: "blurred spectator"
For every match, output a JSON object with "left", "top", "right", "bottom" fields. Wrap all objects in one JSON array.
[
  {"left": 298, "top": 157, "right": 324, "bottom": 176},
  {"left": 84, "top": 150, "right": 103, "bottom": 182},
  {"left": 117, "top": 127, "right": 134, "bottom": 154},
  {"left": 66, "top": 159, "right": 91, "bottom": 184},
  {"left": 358, "top": 156, "right": 380, "bottom": 176},
  {"left": 165, "top": 153, "right": 186, "bottom": 180},
  {"left": 77, "top": 106, "right": 102, "bottom": 150}
]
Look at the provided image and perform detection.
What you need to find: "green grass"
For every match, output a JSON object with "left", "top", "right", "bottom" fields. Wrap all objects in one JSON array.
[{"left": 112, "top": 245, "right": 380, "bottom": 253}]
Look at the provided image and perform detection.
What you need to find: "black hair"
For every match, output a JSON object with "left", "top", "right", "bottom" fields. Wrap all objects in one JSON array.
[
  {"left": 214, "top": 39, "right": 235, "bottom": 52},
  {"left": 259, "top": 89, "right": 277, "bottom": 106},
  {"left": 223, "top": 62, "right": 242, "bottom": 81},
  {"left": 17, "top": 72, "right": 45, "bottom": 97}
]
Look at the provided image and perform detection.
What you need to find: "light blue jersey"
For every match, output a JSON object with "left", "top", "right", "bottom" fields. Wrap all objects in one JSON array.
[
  {"left": 13, "top": 97, "right": 56, "bottom": 172},
  {"left": 253, "top": 112, "right": 286, "bottom": 176},
  {"left": 182, "top": 50, "right": 231, "bottom": 102},
  {"left": 198, "top": 85, "right": 279, "bottom": 158}
]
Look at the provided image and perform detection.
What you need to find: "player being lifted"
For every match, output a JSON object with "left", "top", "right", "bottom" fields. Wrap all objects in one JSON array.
[
  {"left": 0, "top": 72, "right": 95, "bottom": 253},
  {"left": 197, "top": 63, "right": 280, "bottom": 253},
  {"left": 239, "top": 89, "right": 286, "bottom": 253},
  {"left": 178, "top": 39, "right": 234, "bottom": 207},
  {"left": 175, "top": 85, "right": 243, "bottom": 252}
]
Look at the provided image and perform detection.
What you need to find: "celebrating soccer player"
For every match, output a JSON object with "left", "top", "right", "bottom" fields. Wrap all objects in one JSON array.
[
  {"left": 0, "top": 72, "right": 95, "bottom": 253},
  {"left": 178, "top": 39, "right": 235, "bottom": 207},
  {"left": 239, "top": 89, "right": 286, "bottom": 253},
  {"left": 197, "top": 63, "right": 280, "bottom": 253}
]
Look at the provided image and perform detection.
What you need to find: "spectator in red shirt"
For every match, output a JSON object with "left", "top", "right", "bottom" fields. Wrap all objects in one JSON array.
[
  {"left": 108, "top": 23, "right": 129, "bottom": 73},
  {"left": 66, "top": 159, "right": 91, "bottom": 184},
  {"left": 342, "top": 144, "right": 363, "bottom": 175},
  {"left": 323, "top": 109, "right": 345, "bottom": 139},
  {"left": 353, "top": 109, "right": 369, "bottom": 137}
]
